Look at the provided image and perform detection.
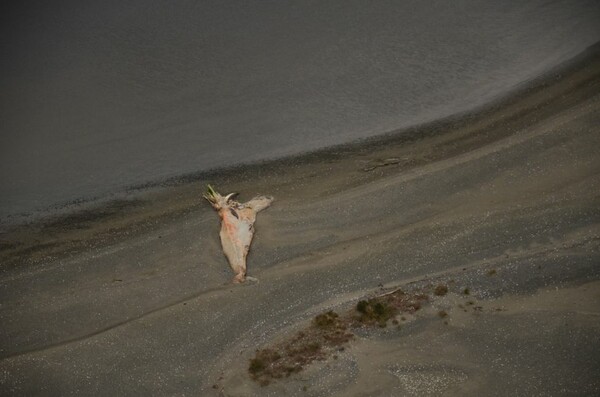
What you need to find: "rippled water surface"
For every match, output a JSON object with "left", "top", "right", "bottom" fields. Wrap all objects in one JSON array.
[{"left": 1, "top": 0, "right": 599, "bottom": 222}]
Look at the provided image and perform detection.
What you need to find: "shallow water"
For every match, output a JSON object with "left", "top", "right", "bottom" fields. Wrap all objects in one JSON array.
[{"left": 1, "top": 0, "right": 599, "bottom": 223}]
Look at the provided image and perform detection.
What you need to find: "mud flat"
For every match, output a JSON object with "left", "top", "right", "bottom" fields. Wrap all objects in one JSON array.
[{"left": 1, "top": 44, "right": 600, "bottom": 396}]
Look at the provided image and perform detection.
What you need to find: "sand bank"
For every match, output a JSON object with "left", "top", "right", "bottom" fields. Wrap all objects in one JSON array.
[{"left": 1, "top": 45, "right": 599, "bottom": 395}]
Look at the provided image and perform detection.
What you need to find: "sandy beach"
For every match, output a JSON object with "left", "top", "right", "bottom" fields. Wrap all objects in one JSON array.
[{"left": 1, "top": 44, "right": 599, "bottom": 396}]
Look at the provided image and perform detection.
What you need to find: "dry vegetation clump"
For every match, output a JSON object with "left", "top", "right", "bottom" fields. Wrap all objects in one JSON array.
[
  {"left": 354, "top": 289, "right": 426, "bottom": 327},
  {"left": 355, "top": 288, "right": 427, "bottom": 324},
  {"left": 248, "top": 289, "right": 429, "bottom": 386},
  {"left": 355, "top": 299, "right": 397, "bottom": 327},
  {"left": 384, "top": 289, "right": 429, "bottom": 313},
  {"left": 249, "top": 310, "right": 352, "bottom": 386},
  {"left": 313, "top": 310, "right": 340, "bottom": 328},
  {"left": 434, "top": 284, "right": 449, "bottom": 296}
]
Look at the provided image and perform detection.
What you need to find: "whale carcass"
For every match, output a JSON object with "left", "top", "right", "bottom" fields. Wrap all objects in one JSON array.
[{"left": 203, "top": 185, "right": 273, "bottom": 283}]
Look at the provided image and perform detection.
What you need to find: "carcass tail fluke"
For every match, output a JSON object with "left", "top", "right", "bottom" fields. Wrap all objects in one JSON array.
[{"left": 203, "top": 184, "right": 220, "bottom": 205}]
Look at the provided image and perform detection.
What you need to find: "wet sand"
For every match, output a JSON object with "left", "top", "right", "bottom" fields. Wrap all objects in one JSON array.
[{"left": 1, "top": 45, "right": 599, "bottom": 396}]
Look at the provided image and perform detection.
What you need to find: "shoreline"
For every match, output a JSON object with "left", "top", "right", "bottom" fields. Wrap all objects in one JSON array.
[
  {"left": 1, "top": 42, "right": 599, "bottom": 264},
  {"left": 0, "top": 41, "right": 599, "bottom": 396},
  {"left": 1, "top": 42, "right": 599, "bottom": 231}
]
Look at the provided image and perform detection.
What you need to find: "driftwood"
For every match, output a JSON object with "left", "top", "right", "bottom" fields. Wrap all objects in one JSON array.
[{"left": 204, "top": 185, "right": 273, "bottom": 283}]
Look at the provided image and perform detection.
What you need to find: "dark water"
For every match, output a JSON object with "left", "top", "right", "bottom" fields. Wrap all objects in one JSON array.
[{"left": 1, "top": 0, "right": 599, "bottom": 224}]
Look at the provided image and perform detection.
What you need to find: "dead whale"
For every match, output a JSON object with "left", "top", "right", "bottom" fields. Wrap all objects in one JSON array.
[{"left": 204, "top": 185, "right": 273, "bottom": 283}]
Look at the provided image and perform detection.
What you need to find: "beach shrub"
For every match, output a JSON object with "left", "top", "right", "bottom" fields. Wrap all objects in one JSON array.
[
  {"left": 313, "top": 311, "right": 339, "bottom": 329},
  {"left": 434, "top": 284, "right": 448, "bottom": 296},
  {"left": 248, "top": 289, "right": 429, "bottom": 386},
  {"left": 355, "top": 298, "right": 397, "bottom": 327}
]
